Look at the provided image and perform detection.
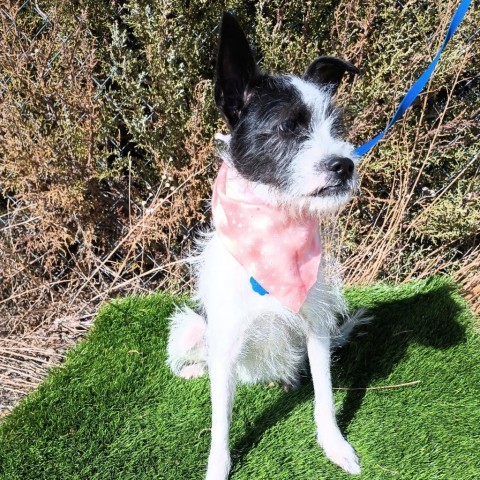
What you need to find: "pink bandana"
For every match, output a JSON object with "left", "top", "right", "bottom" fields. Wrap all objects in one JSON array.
[{"left": 212, "top": 162, "right": 322, "bottom": 312}]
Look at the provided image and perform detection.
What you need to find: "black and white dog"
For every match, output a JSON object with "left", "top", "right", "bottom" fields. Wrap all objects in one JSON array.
[{"left": 168, "top": 13, "right": 365, "bottom": 479}]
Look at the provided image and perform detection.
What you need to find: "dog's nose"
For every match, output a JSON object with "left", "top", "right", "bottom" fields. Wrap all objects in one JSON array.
[{"left": 326, "top": 156, "right": 355, "bottom": 180}]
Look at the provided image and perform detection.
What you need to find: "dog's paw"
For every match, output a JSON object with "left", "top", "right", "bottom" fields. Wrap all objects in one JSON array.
[
  {"left": 319, "top": 435, "right": 361, "bottom": 475},
  {"left": 205, "top": 448, "right": 231, "bottom": 480},
  {"left": 179, "top": 363, "right": 206, "bottom": 379}
]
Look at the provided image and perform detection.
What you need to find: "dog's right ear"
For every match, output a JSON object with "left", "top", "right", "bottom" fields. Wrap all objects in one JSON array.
[
  {"left": 215, "top": 12, "right": 258, "bottom": 130},
  {"left": 304, "top": 56, "right": 359, "bottom": 93}
]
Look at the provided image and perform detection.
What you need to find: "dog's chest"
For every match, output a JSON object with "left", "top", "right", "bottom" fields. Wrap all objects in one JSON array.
[
  {"left": 236, "top": 309, "right": 310, "bottom": 384},
  {"left": 197, "top": 232, "right": 340, "bottom": 384}
]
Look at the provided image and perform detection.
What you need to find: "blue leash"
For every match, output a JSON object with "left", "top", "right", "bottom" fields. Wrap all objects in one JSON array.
[
  {"left": 250, "top": 0, "right": 472, "bottom": 298},
  {"left": 353, "top": 0, "right": 472, "bottom": 157}
]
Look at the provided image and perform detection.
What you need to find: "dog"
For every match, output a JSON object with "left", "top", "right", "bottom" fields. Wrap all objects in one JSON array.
[{"left": 167, "top": 12, "right": 365, "bottom": 479}]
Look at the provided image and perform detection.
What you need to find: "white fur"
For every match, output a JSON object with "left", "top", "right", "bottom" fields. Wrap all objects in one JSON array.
[
  {"left": 167, "top": 222, "right": 366, "bottom": 478},
  {"left": 166, "top": 60, "right": 365, "bottom": 480},
  {"left": 286, "top": 77, "right": 359, "bottom": 203},
  {"left": 167, "top": 306, "right": 207, "bottom": 378}
]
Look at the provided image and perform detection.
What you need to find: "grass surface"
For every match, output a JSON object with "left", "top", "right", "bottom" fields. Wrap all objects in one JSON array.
[{"left": 1, "top": 277, "right": 479, "bottom": 480}]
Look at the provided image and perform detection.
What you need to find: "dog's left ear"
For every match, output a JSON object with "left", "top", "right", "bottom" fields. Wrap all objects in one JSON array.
[
  {"left": 215, "top": 12, "right": 258, "bottom": 130},
  {"left": 304, "top": 56, "right": 359, "bottom": 93}
]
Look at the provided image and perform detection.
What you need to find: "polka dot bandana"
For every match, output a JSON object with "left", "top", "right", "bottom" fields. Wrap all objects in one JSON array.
[{"left": 212, "top": 162, "right": 322, "bottom": 312}]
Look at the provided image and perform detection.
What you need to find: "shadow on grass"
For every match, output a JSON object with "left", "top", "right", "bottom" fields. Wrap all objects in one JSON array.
[{"left": 231, "top": 278, "right": 466, "bottom": 464}]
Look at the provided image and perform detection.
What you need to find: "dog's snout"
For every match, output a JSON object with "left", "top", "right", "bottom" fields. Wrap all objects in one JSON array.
[{"left": 326, "top": 156, "right": 354, "bottom": 180}]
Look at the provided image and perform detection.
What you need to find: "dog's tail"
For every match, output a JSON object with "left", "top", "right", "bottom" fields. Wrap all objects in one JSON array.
[
  {"left": 331, "top": 308, "right": 371, "bottom": 349},
  {"left": 167, "top": 306, "right": 208, "bottom": 379}
]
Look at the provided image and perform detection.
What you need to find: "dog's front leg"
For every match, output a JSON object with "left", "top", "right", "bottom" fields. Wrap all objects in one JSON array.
[
  {"left": 205, "top": 340, "right": 239, "bottom": 480},
  {"left": 307, "top": 332, "right": 361, "bottom": 475}
]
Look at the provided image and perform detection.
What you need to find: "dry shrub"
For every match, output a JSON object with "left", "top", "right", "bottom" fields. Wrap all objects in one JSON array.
[
  {"left": 0, "top": 0, "right": 478, "bottom": 414},
  {"left": 329, "top": 0, "right": 479, "bottom": 299}
]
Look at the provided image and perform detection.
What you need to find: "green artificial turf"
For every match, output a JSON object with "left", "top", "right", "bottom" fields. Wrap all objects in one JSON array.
[{"left": 1, "top": 277, "right": 479, "bottom": 480}]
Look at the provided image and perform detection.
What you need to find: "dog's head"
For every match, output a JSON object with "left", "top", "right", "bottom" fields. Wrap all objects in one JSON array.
[{"left": 215, "top": 13, "right": 360, "bottom": 215}]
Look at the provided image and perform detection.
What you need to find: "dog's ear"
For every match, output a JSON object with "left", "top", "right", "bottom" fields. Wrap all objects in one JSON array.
[
  {"left": 215, "top": 12, "right": 258, "bottom": 129},
  {"left": 304, "top": 56, "right": 359, "bottom": 93}
]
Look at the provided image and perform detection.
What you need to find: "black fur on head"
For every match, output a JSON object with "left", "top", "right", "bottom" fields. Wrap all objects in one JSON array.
[
  {"left": 214, "top": 13, "right": 360, "bottom": 209},
  {"left": 304, "top": 56, "right": 360, "bottom": 93},
  {"left": 215, "top": 13, "right": 359, "bottom": 130},
  {"left": 214, "top": 12, "right": 258, "bottom": 129},
  {"left": 229, "top": 75, "right": 311, "bottom": 189}
]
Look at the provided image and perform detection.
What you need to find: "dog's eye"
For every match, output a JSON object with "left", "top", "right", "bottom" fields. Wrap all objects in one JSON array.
[{"left": 279, "top": 118, "right": 298, "bottom": 133}]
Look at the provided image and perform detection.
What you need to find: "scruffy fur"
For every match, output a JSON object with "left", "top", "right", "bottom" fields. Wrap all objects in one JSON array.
[{"left": 167, "top": 13, "right": 366, "bottom": 479}]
